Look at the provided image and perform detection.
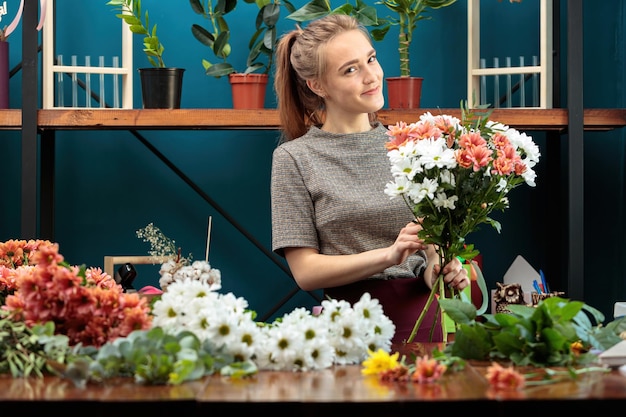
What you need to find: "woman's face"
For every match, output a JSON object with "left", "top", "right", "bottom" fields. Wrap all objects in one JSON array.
[{"left": 316, "top": 30, "right": 385, "bottom": 116}]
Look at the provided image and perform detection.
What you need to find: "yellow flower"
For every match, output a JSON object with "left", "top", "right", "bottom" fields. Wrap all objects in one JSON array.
[{"left": 361, "top": 349, "right": 400, "bottom": 376}]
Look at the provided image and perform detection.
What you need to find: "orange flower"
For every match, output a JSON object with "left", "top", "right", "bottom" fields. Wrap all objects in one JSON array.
[
  {"left": 570, "top": 340, "right": 587, "bottom": 356},
  {"left": 485, "top": 362, "right": 525, "bottom": 390},
  {"left": 2, "top": 241, "right": 152, "bottom": 347},
  {"left": 410, "top": 355, "right": 447, "bottom": 384}
]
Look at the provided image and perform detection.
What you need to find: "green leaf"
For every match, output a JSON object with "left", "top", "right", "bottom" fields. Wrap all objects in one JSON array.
[
  {"left": 205, "top": 63, "right": 236, "bottom": 78},
  {"left": 286, "top": 0, "right": 332, "bottom": 22},
  {"left": 220, "top": 360, "right": 258, "bottom": 378},
  {"left": 438, "top": 298, "right": 476, "bottom": 325},
  {"left": 446, "top": 323, "right": 492, "bottom": 360}
]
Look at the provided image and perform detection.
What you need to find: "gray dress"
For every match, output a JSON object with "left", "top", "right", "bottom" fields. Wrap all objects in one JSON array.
[{"left": 270, "top": 123, "right": 442, "bottom": 343}]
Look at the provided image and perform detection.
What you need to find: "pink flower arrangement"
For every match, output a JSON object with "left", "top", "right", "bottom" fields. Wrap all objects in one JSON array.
[
  {"left": 1, "top": 239, "right": 152, "bottom": 347},
  {"left": 384, "top": 105, "right": 540, "bottom": 342},
  {"left": 0, "top": 239, "right": 56, "bottom": 297}
]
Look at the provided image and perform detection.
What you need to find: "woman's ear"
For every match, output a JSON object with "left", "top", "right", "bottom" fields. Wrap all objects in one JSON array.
[{"left": 306, "top": 79, "right": 325, "bottom": 98}]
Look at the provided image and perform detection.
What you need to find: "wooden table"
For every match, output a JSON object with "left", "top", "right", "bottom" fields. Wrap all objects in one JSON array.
[{"left": 1, "top": 361, "right": 625, "bottom": 416}]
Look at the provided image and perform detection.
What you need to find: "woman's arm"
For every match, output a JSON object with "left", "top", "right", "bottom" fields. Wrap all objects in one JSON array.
[{"left": 284, "top": 221, "right": 427, "bottom": 291}]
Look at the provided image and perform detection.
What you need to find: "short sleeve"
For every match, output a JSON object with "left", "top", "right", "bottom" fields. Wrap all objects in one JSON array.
[{"left": 270, "top": 146, "right": 320, "bottom": 257}]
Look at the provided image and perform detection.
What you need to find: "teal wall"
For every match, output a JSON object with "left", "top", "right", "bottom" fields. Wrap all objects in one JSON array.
[{"left": 1, "top": 1, "right": 625, "bottom": 322}]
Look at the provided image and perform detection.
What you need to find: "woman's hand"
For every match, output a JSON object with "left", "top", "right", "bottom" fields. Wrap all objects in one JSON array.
[
  {"left": 387, "top": 221, "right": 428, "bottom": 266},
  {"left": 424, "top": 248, "right": 469, "bottom": 290},
  {"left": 436, "top": 257, "right": 470, "bottom": 290}
]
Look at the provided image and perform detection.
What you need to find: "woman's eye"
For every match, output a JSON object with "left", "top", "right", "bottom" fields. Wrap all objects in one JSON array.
[
  {"left": 369, "top": 55, "right": 377, "bottom": 63},
  {"left": 344, "top": 66, "right": 356, "bottom": 74}
]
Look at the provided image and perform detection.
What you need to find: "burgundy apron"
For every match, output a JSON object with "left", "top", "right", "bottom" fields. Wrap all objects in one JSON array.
[{"left": 325, "top": 277, "right": 442, "bottom": 344}]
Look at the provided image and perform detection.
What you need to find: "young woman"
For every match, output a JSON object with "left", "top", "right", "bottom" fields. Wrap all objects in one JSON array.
[{"left": 270, "top": 14, "right": 469, "bottom": 343}]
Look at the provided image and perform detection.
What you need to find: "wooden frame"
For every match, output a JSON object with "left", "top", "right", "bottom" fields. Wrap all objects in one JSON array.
[
  {"left": 42, "top": 0, "right": 133, "bottom": 109},
  {"left": 467, "top": 0, "right": 553, "bottom": 109},
  {"left": 103, "top": 255, "right": 173, "bottom": 278}
]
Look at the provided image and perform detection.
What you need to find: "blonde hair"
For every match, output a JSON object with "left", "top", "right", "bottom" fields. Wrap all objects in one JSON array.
[{"left": 274, "top": 14, "right": 377, "bottom": 142}]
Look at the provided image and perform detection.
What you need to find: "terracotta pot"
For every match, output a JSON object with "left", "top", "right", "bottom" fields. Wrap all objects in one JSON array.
[
  {"left": 138, "top": 68, "right": 185, "bottom": 109},
  {"left": 386, "top": 76, "right": 423, "bottom": 109},
  {"left": 229, "top": 73, "right": 268, "bottom": 109}
]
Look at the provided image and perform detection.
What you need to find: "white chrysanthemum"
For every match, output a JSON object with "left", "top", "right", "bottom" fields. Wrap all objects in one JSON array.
[
  {"left": 434, "top": 192, "right": 458, "bottom": 210},
  {"left": 407, "top": 177, "right": 438, "bottom": 204},
  {"left": 384, "top": 175, "right": 413, "bottom": 199},
  {"left": 217, "top": 291, "right": 250, "bottom": 315},
  {"left": 287, "top": 310, "right": 334, "bottom": 370},
  {"left": 152, "top": 274, "right": 394, "bottom": 372},
  {"left": 327, "top": 311, "right": 367, "bottom": 365},
  {"left": 486, "top": 120, "right": 509, "bottom": 132},
  {"left": 258, "top": 325, "right": 303, "bottom": 371},
  {"left": 203, "top": 307, "right": 246, "bottom": 350},
  {"left": 439, "top": 169, "right": 456, "bottom": 186},
  {"left": 390, "top": 156, "right": 422, "bottom": 180},
  {"left": 508, "top": 130, "right": 541, "bottom": 166},
  {"left": 150, "top": 296, "right": 184, "bottom": 329},
  {"left": 319, "top": 299, "right": 369, "bottom": 365},
  {"left": 387, "top": 141, "right": 419, "bottom": 165},
  {"left": 415, "top": 137, "right": 457, "bottom": 170},
  {"left": 300, "top": 335, "right": 335, "bottom": 370},
  {"left": 227, "top": 318, "right": 262, "bottom": 362},
  {"left": 496, "top": 178, "right": 508, "bottom": 192},
  {"left": 522, "top": 166, "right": 537, "bottom": 187},
  {"left": 351, "top": 293, "right": 395, "bottom": 353}
]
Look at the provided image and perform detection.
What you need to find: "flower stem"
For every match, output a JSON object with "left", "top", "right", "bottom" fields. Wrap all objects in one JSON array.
[{"left": 406, "top": 274, "right": 443, "bottom": 344}]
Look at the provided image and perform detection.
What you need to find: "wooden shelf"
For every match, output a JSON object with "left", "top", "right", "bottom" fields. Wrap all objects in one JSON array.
[{"left": 1, "top": 108, "right": 626, "bottom": 131}]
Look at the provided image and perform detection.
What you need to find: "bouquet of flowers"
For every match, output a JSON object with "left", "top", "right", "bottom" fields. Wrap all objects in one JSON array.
[
  {"left": 384, "top": 103, "right": 541, "bottom": 342},
  {"left": 1, "top": 239, "right": 152, "bottom": 347}
]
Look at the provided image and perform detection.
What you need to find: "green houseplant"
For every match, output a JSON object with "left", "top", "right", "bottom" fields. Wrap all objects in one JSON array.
[
  {"left": 376, "top": 0, "right": 457, "bottom": 78},
  {"left": 287, "top": 0, "right": 457, "bottom": 109},
  {"left": 106, "top": 0, "right": 185, "bottom": 108},
  {"left": 190, "top": 0, "right": 295, "bottom": 108},
  {"left": 376, "top": 0, "right": 457, "bottom": 109},
  {"left": 286, "top": 0, "right": 383, "bottom": 30}
]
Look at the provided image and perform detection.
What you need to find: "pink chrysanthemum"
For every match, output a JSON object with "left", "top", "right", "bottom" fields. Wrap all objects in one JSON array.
[
  {"left": 2, "top": 242, "right": 152, "bottom": 347},
  {"left": 410, "top": 355, "right": 447, "bottom": 384},
  {"left": 485, "top": 362, "right": 526, "bottom": 390}
]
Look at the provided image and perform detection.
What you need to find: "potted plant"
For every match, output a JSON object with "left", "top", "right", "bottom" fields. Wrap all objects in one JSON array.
[
  {"left": 287, "top": 0, "right": 457, "bottom": 109},
  {"left": 107, "top": 0, "right": 185, "bottom": 109},
  {"left": 287, "top": 0, "right": 383, "bottom": 28},
  {"left": 189, "top": 0, "right": 295, "bottom": 109},
  {"left": 375, "top": 0, "right": 457, "bottom": 108}
]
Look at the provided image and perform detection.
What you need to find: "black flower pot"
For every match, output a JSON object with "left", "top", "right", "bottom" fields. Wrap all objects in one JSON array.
[{"left": 138, "top": 68, "right": 185, "bottom": 109}]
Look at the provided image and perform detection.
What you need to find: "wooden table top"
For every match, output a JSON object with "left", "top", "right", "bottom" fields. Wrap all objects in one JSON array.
[{"left": 1, "top": 360, "right": 625, "bottom": 415}]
